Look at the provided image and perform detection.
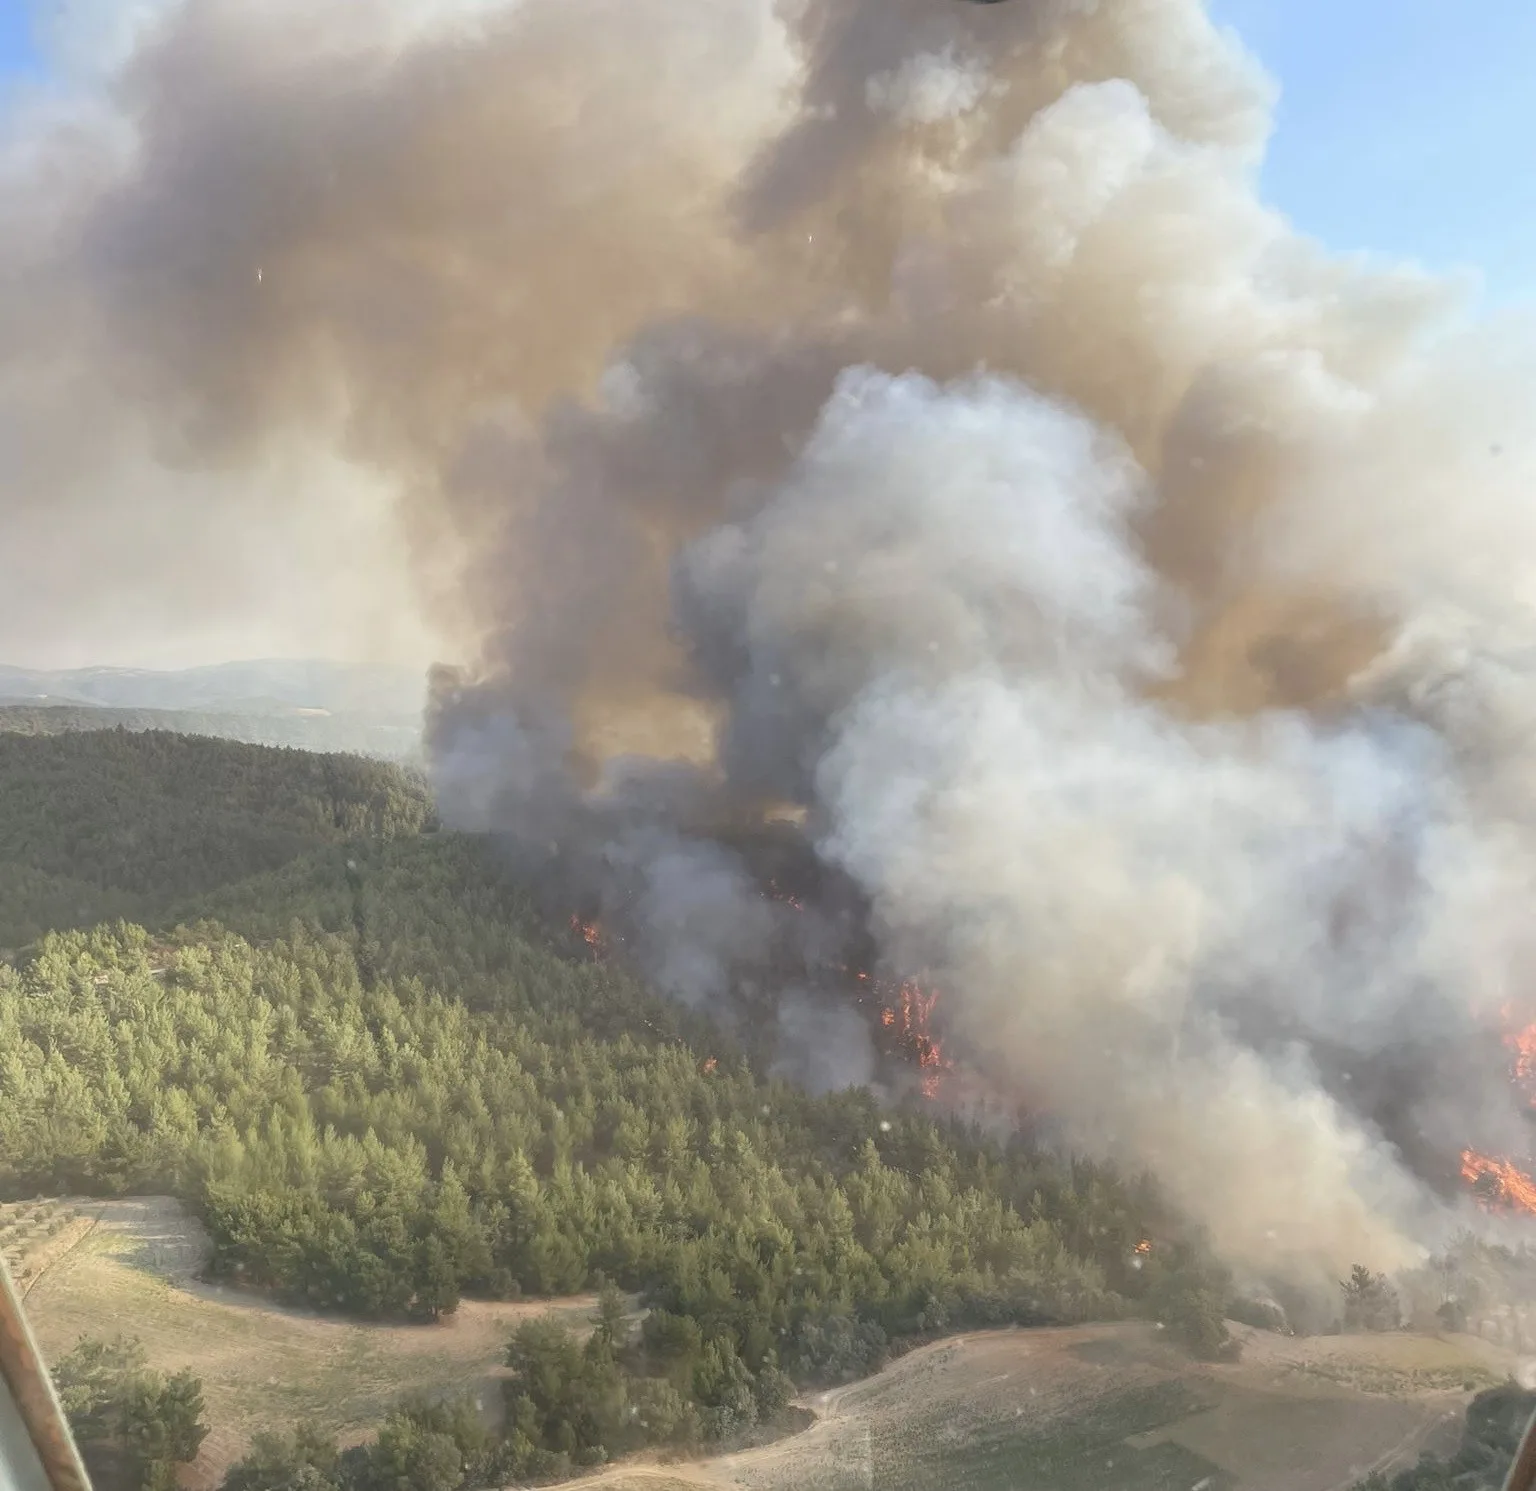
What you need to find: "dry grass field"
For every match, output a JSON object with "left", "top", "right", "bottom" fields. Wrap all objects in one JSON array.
[
  {"left": 10, "top": 1196, "right": 595, "bottom": 1488},
  {"left": 694, "top": 1323, "right": 1486, "bottom": 1491},
  {"left": 6, "top": 1195, "right": 1520, "bottom": 1491},
  {"left": 595, "top": 1324, "right": 1508, "bottom": 1491}
]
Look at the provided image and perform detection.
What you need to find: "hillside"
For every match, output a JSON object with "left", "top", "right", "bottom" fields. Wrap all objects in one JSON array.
[
  {"left": 0, "top": 729, "right": 433, "bottom": 949},
  {"left": 11, "top": 729, "right": 1508, "bottom": 1491},
  {"left": 10, "top": 729, "right": 1529, "bottom": 1491},
  {"left": 0, "top": 728, "right": 1254, "bottom": 1488}
]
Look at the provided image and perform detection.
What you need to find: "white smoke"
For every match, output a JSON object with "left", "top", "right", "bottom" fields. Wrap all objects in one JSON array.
[{"left": 8, "top": 0, "right": 1536, "bottom": 1284}]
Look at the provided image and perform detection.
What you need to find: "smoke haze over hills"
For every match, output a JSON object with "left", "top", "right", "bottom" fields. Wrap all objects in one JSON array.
[
  {"left": 10, "top": 0, "right": 1536, "bottom": 1292},
  {"left": 0, "top": 659, "right": 425, "bottom": 716}
]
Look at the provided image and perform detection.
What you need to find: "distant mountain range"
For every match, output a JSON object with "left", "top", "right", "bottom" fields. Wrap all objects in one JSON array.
[
  {"left": 0, "top": 659, "right": 429, "bottom": 720},
  {"left": 0, "top": 660, "right": 431, "bottom": 761}
]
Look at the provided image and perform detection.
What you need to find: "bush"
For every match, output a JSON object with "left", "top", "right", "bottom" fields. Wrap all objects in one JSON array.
[
  {"left": 781, "top": 1313, "right": 889, "bottom": 1384},
  {"left": 1144, "top": 1248, "right": 1239, "bottom": 1362},
  {"left": 222, "top": 1424, "right": 341, "bottom": 1491}
]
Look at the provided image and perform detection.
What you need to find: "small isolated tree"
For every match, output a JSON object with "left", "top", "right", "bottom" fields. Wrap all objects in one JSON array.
[
  {"left": 53, "top": 1335, "right": 208, "bottom": 1491},
  {"left": 1341, "top": 1264, "right": 1400, "bottom": 1333}
]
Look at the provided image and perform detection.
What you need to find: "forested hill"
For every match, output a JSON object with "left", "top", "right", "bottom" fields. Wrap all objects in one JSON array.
[
  {"left": 0, "top": 728, "right": 1237, "bottom": 1486},
  {"left": 0, "top": 728, "right": 433, "bottom": 949},
  {"left": 0, "top": 702, "right": 423, "bottom": 761}
]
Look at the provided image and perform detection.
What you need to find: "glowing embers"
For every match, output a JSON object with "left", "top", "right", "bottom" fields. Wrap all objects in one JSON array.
[{"left": 766, "top": 879, "right": 806, "bottom": 913}]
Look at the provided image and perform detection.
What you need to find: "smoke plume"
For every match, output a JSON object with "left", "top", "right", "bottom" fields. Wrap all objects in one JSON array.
[{"left": 12, "top": 0, "right": 1536, "bottom": 1287}]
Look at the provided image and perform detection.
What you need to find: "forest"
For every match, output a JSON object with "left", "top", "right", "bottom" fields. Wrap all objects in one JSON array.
[
  {"left": 0, "top": 727, "right": 431, "bottom": 949},
  {"left": 3, "top": 730, "right": 1237, "bottom": 1486}
]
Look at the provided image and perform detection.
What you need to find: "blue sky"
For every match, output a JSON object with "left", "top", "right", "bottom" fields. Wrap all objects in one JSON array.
[
  {"left": 0, "top": 1, "right": 1531, "bottom": 303},
  {"left": 1210, "top": 0, "right": 1536, "bottom": 305},
  {"left": 0, "top": 1, "right": 39, "bottom": 77}
]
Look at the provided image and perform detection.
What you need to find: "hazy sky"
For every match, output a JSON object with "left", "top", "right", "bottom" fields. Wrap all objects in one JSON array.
[{"left": 0, "top": 0, "right": 1532, "bottom": 668}]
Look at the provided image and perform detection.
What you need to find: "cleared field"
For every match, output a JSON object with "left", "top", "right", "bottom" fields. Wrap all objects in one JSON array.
[
  {"left": 694, "top": 1323, "right": 1505, "bottom": 1491},
  {"left": 16, "top": 1196, "right": 597, "bottom": 1489},
  {"left": 9, "top": 1196, "right": 1518, "bottom": 1491}
]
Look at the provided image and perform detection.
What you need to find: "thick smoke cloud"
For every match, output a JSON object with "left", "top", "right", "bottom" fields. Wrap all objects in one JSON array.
[{"left": 12, "top": 0, "right": 1536, "bottom": 1286}]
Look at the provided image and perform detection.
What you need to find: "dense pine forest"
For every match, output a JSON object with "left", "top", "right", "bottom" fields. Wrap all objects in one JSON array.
[
  {"left": 0, "top": 728, "right": 431, "bottom": 949},
  {"left": 2, "top": 729, "right": 1237, "bottom": 1487}
]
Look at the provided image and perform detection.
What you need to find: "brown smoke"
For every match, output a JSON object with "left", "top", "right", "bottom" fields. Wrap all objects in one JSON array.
[{"left": 9, "top": 0, "right": 1536, "bottom": 1288}]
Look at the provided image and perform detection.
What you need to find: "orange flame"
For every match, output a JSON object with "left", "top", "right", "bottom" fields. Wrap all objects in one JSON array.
[
  {"left": 1461, "top": 1149, "right": 1536, "bottom": 1216},
  {"left": 702, "top": 1057, "right": 718, "bottom": 1074},
  {"left": 1454, "top": 1009, "right": 1536, "bottom": 1212},
  {"left": 1507, "top": 1018, "right": 1536, "bottom": 1088},
  {"left": 1134, "top": 1238, "right": 1152, "bottom": 1255},
  {"left": 569, "top": 914, "right": 604, "bottom": 960},
  {"left": 875, "top": 978, "right": 952, "bottom": 1100}
]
